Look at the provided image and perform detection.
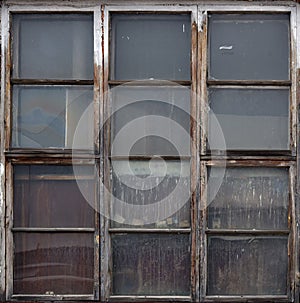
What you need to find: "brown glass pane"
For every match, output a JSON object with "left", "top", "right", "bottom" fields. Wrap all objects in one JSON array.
[
  {"left": 207, "top": 236, "right": 288, "bottom": 295},
  {"left": 111, "top": 86, "right": 190, "bottom": 156},
  {"left": 112, "top": 233, "right": 190, "bottom": 295},
  {"left": 14, "top": 233, "right": 94, "bottom": 295},
  {"left": 208, "top": 167, "right": 289, "bottom": 230},
  {"left": 209, "top": 14, "right": 289, "bottom": 80},
  {"left": 12, "top": 86, "right": 94, "bottom": 149},
  {"left": 111, "top": 160, "right": 190, "bottom": 228},
  {"left": 13, "top": 165, "right": 95, "bottom": 228},
  {"left": 12, "top": 14, "right": 93, "bottom": 80},
  {"left": 208, "top": 88, "right": 289, "bottom": 150},
  {"left": 111, "top": 14, "right": 191, "bottom": 80}
]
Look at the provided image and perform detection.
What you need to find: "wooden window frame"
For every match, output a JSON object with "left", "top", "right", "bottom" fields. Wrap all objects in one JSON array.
[
  {"left": 1, "top": 2, "right": 102, "bottom": 301},
  {"left": 102, "top": 5, "right": 198, "bottom": 302},
  {"left": 198, "top": 4, "right": 298, "bottom": 303},
  {"left": 0, "top": 1, "right": 298, "bottom": 303}
]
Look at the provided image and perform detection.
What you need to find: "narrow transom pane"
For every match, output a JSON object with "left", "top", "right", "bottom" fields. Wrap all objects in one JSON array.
[
  {"left": 207, "top": 236, "right": 288, "bottom": 295},
  {"left": 111, "top": 14, "right": 191, "bottom": 80},
  {"left": 112, "top": 233, "right": 190, "bottom": 295},
  {"left": 209, "top": 14, "right": 290, "bottom": 81},
  {"left": 208, "top": 167, "right": 289, "bottom": 230},
  {"left": 12, "top": 14, "right": 93, "bottom": 80},
  {"left": 12, "top": 86, "right": 94, "bottom": 149},
  {"left": 111, "top": 160, "right": 190, "bottom": 228},
  {"left": 14, "top": 233, "right": 94, "bottom": 295},
  {"left": 208, "top": 88, "right": 289, "bottom": 151},
  {"left": 13, "top": 165, "right": 96, "bottom": 228}
]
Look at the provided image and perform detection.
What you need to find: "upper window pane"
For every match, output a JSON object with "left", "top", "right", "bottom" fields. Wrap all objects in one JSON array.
[
  {"left": 12, "top": 14, "right": 94, "bottom": 80},
  {"left": 208, "top": 88, "right": 289, "bottom": 151},
  {"left": 111, "top": 86, "right": 190, "bottom": 156},
  {"left": 209, "top": 14, "right": 290, "bottom": 81},
  {"left": 111, "top": 14, "right": 191, "bottom": 80},
  {"left": 12, "top": 85, "right": 94, "bottom": 149}
]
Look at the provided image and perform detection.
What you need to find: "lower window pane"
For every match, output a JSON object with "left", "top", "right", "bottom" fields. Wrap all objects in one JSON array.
[
  {"left": 112, "top": 233, "right": 190, "bottom": 296},
  {"left": 13, "top": 165, "right": 96, "bottom": 228},
  {"left": 207, "top": 236, "right": 288, "bottom": 296},
  {"left": 111, "top": 160, "right": 190, "bottom": 228},
  {"left": 208, "top": 167, "right": 289, "bottom": 230},
  {"left": 13, "top": 233, "right": 94, "bottom": 295}
]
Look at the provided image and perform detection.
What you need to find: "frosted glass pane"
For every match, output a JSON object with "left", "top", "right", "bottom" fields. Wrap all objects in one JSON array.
[
  {"left": 209, "top": 14, "right": 289, "bottom": 80},
  {"left": 111, "top": 14, "right": 191, "bottom": 80},
  {"left": 13, "top": 14, "right": 93, "bottom": 79},
  {"left": 208, "top": 88, "right": 289, "bottom": 150}
]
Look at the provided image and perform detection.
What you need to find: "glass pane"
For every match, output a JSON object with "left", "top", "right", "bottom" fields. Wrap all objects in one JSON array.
[
  {"left": 208, "top": 167, "right": 289, "bottom": 230},
  {"left": 111, "top": 14, "right": 191, "bottom": 80},
  {"left": 208, "top": 88, "right": 289, "bottom": 150},
  {"left": 112, "top": 233, "right": 190, "bottom": 295},
  {"left": 13, "top": 165, "right": 96, "bottom": 228},
  {"left": 207, "top": 236, "right": 288, "bottom": 295},
  {"left": 209, "top": 14, "right": 289, "bottom": 81},
  {"left": 111, "top": 160, "right": 190, "bottom": 228},
  {"left": 12, "top": 14, "right": 93, "bottom": 80},
  {"left": 12, "top": 86, "right": 94, "bottom": 149},
  {"left": 14, "top": 233, "right": 94, "bottom": 295},
  {"left": 111, "top": 86, "right": 190, "bottom": 156}
]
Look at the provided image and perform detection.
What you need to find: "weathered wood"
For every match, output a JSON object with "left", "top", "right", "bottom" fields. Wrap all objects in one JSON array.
[{"left": 11, "top": 79, "right": 94, "bottom": 85}]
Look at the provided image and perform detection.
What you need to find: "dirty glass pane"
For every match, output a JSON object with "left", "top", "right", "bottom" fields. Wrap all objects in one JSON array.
[
  {"left": 111, "top": 14, "right": 191, "bottom": 80},
  {"left": 111, "top": 86, "right": 190, "bottom": 156},
  {"left": 111, "top": 160, "right": 190, "bottom": 228},
  {"left": 12, "top": 86, "right": 94, "bottom": 149},
  {"left": 112, "top": 233, "right": 190, "bottom": 295},
  {"left": 209, "top": 14, "right": 289, "bottom": 80},
  {"left": 12, "top": 14, "right": 93, "bottom": 80},
  {"left": 13, "top": 165, "right": 96, "bottom": 228},
  {"left": 208, "top": 88, "right": 289, "bottom": 150},
  {"left": 208, "top": 167, "right": 289, "bottom": 230},
  {"left": 14, "top": 233, "right": 94, "bottom": 294},
  {"left": 207, "top": 236, "right": 288, "bottom": 295}
]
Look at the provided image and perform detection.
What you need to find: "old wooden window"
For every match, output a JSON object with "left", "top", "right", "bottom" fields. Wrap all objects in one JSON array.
[
  {"left": 5, "top": 10, "right": 99, "bottom": 301},
  {"left": 0, "top": 2, "right": 298, "bottom": 303},
  {"left": 104, "top": 7, "right": 197, "bottom": 300},
  {"left": 200, "top": 7, "right": 296, "bottom": 302}
]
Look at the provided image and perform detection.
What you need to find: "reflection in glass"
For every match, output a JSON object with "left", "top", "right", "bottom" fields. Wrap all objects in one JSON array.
[
  {"left": 209, "top": 14, "right": 289, "bottom": 80},
  {"left": 111, "top": 14, "right": 191, "bottom": 80},
  {"left": 111, "top": 160, "right": 190, "bottom": 228},
  {"left": 207, "top": 236, "right": 288, "bottom": 295},
  {"left": 208, "top": 88, "right": 289, "bottom": 150},
  {"left": 12, "top": 86, "right": 94, "bottom": 149},
  {"left": 12, "top": 14, "right": 93, "bottom": 80},
  {"left": 14, "top": 233, "right": 94, "bottom": 295},
  {"left": 13, "top": 165, "right": 96, "bottom": 228},
  {"left": 112, "top": 233, "right": 190, "bottom": 295},
  {"left": 208, "top": 167, "right": 289, "bottom": 230},
  {"left": 111, "top": 86, "right": 190, "bottom": 156}
]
